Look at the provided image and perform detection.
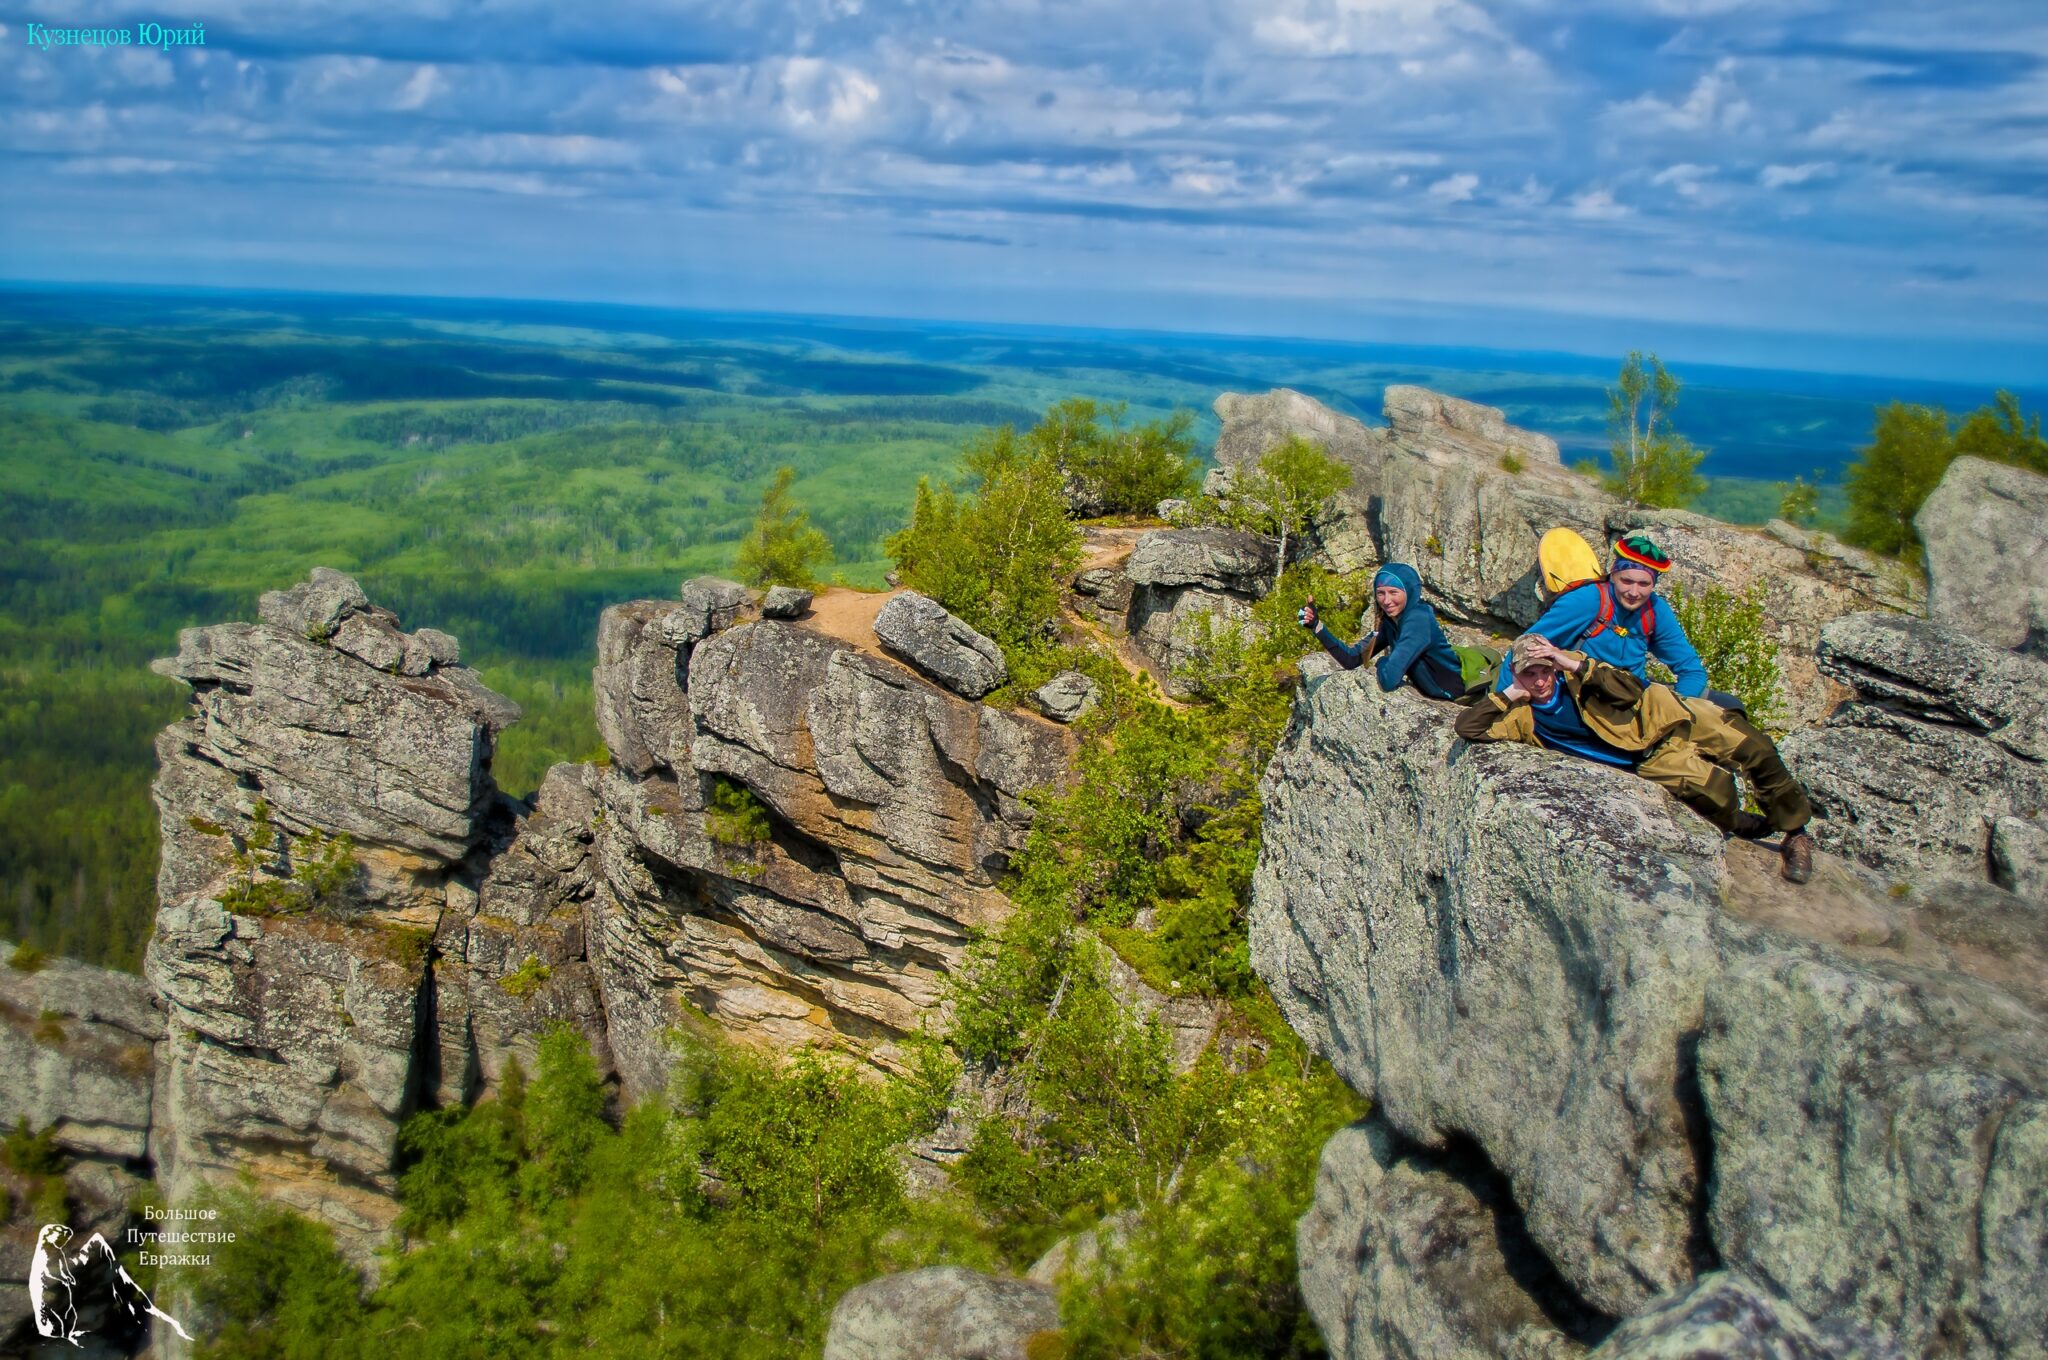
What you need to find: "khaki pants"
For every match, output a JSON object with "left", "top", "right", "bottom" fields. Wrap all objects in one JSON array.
[{"left": 1635, "top": 701, "right": 1812, "bottom": 835}]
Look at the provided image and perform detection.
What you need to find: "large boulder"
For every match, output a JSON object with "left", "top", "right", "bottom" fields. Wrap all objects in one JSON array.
[
  {"left": 1255, "top": 670, "right": 2048, "bottom": 1355},
  {"left": 0, "top": 946, "right": 160, "bottom": 1163},
  {"left": 1122, "top": 528, "right": 1276, "bottom": 692},
  {"left": 823, "top": 1266, "right": 1059, "bottom": 1360},
  {"left": 1298, "top": 1121, "right": 1602, "bottom": 1360},
  {"left": 1917, "top": 455, "right": 2048, "bottom": 655},
  {"left": 873, "top": 592, "right": 1008, "bottom": 699},
  {"left": 1782, "top": 613, "right": 2048, "bottom": 893}
]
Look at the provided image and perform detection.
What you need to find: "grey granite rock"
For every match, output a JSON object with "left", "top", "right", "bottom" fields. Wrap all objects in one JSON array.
[
  {"left": 1257, "top": 668, "right": 2048, "bottom": 1350},
  {"left": 1782, "top": 613, "right": 2048, "bottom": 890},
  {"left": 594, "top": 599, "right": 696, "bottom": 778},
  {"left": 761, "top": 585, "right": 814, "bottom": 618},
  {"left": 1124, "top": 528, "right": 1275, "bottom": 594},
  {"left": 678, "top": 576, "right": 755, "bottom": 636},
  {"left": 1034, "top": 670, "right": 1101, "bottom": 723},
  {"left": 823, "top": 1266, "right": 1059, "bottom": 1360},
  {"left": 872, "top": 592, "right": 1008, "bottom": 699},
  {"left": 0, "top": 946, "right": 160, "bottom": 1162},
  {"left": 1255, "top": 676, "right": 1726, "bottom": 1315},
  {"left": 1588, "top": 1273, "right": 1872, "bottom": 1359},
  {"left": 1297, "top": 1121, "right": 1594, "bottom": 1360},
  {"left": 585, "top": 620, "right": 1070, "bottom": 1093},
  {"left": 1992, "top": 815, "right": 2048, "bottom": 899},
  {"left": 1917, "top": 455, "right": 2048, "bottom": 655},
  {"left": 151, "top": 578, "right": 518, "bottom": 865},
  {"left": 257, "top": 566, "right": 369, "bottom": 640}
]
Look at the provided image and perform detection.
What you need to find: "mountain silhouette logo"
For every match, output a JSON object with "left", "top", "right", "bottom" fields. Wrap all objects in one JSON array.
[{"left": 30, "top": 1223, "right": 195, "bottom": 1346}]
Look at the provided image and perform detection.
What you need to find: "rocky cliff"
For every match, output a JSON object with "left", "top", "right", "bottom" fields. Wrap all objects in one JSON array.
[
  {"left": 81, "top": 569, "right": 1067, "bottom": 1273},
  {"left": 1255, "top": 663, "right": 2047, "bottom": 1358}
]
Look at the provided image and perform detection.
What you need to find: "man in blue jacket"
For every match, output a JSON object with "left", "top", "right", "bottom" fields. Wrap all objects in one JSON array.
[
  {"left": 1297, "top": 563, "right": 1470, "bottom": 700},
  {"left": 1497, "top": 531, "right": 1728, "bottom": 703}
]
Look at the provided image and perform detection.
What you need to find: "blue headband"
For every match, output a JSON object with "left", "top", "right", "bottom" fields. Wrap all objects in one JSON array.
[{"left": 1373, "top": 568, "right": 1406, "bottom": 592}]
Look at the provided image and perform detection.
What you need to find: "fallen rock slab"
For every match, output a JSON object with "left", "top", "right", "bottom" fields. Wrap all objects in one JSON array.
[{"left": 873, "top": 592, "right": 1008, "bottom": 698}]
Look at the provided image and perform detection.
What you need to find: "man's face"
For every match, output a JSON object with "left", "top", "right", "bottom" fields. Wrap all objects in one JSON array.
[
  {"left": 1611, "top": 566, "right": 1657, "bottom": 611},
  {"left": 1516, "top": 664, "right": 1558, "bottom": 701},
  {"left": 1374, "top": 584, "right": 1407, "bottom": 619}
]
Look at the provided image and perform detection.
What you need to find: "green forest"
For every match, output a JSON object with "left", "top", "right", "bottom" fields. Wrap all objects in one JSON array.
[{"left": 2, "top": 287, "right": 2036, "bottom": 968}]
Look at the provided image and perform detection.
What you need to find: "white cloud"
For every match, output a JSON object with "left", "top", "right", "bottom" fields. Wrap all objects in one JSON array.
[
  {"left": 1758, "top": 161, "right": 1835, "bottom": 189},
  {"left": 1567, "top": 188, "right": 1629, "bottom": 219},
  {"left": 1427, "top": 171, "right": 1477, "bottom": 202},
  {"left": 778, "top": 56, "right": 882, "bottom": 133},
  {"left": 1651, "top": 162, "right": 1719, "bottom": 200},
  {"left": 1606, "top": 58, "right": 1751, "bottom": 134},
  {"left": 393, "top": 65, "right": 444, "bottom": 111}
]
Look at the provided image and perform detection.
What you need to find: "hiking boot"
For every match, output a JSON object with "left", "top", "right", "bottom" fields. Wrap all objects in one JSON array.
[{"left": 1780, "top": 830, "right": 1815, "bottom": 885}]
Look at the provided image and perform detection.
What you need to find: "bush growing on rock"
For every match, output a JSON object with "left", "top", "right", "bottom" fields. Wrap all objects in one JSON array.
[
  {"left": 1028, "top": 398, "right": 1200, "bottom": 516},
  {"left": 1657, "top": 579, "right": 1785, "bottom": 731},
  {"left": 734, "top": 466, "right": 834, "bottom": 590},
  {"left": 1844, "top": 389, "right": 2047, "bottom": 559},
  {"left": 887, "top": 424, "right": 1084, "bottom": 658}
]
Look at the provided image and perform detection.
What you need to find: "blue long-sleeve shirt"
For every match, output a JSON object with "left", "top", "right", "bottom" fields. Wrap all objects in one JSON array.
[
  {"left": 1313, "top": 606, "right": 1465, "bottom": 701},
  {"left": 1496, "top": 584, "right": 1708, "bottom": 697}
]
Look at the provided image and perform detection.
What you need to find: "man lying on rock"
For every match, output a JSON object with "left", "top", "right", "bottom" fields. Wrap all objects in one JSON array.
[
  {"left": 1297, "top": 563, "right": 1496, "bottom": 700},
  {"left": 1497, "top": 530, "right": 1745, "bottom": 713},
  {"left": 1455, "top": 633, "right": 1816, "bottom": 883}
]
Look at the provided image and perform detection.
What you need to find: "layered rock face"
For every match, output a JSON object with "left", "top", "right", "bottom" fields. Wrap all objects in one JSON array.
[
  {"left": 127, "top": 573, "right": 1074, "bottom": 1265},
  {"left": 588, "top": 589, "right": 1069, "bottom": 1091},
  {"left": 1783, "top": 612, "right": 2048, "bottom": 901},
  {"left": 142, "top": 574, "right": 605, "bottom": 1264},
  {"left": 1211, "top": 388, "right": 1921, "bottom": 727},
  {"left": 1254, "top": 673, "right": 2046, "bottom": 1358}
]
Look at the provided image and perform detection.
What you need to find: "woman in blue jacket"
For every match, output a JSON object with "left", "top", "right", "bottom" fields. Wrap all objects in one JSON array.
[{"left": 1297, "top": 563, "right": 1468, "bottom": 700}]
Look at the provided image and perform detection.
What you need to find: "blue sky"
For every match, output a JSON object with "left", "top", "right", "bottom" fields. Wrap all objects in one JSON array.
[{"left": 2, "top": 0, "right": 2044, "bottom": 382}]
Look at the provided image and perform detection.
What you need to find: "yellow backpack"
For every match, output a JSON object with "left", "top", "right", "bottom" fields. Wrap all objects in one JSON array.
[{"left": 1538, "top": 527, "right": 1602, "bottom": 597}]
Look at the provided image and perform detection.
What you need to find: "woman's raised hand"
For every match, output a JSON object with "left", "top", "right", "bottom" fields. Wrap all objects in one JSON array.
[{"left": 1297, "top": 596, "right": 1319, "bottom": 631}]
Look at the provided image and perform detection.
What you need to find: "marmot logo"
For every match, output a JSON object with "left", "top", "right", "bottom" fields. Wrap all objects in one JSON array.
[{"left": 30, "top": 1223, "right": 194, "bottom": 1345}]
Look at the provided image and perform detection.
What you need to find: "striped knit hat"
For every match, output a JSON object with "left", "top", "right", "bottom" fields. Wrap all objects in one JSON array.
[{"left": 1611, "top": 532, "right": 1672, "bottom": 575}]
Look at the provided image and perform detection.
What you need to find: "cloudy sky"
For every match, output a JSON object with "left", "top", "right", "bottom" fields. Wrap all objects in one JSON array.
[{"left": 3, "top": 0, "right": 2044, "bottom": 381}]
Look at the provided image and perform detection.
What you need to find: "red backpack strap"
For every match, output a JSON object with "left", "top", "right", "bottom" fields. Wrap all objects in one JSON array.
[
  {"left": 1641, "top": 597, "right": 1656, "bottom": 638},
  {"left": 1585, "top": 581, "right": 1616, "bottom": 638}
]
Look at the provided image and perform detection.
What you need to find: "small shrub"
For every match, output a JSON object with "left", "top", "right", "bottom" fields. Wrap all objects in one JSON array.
[
  {"left": 375, "top": 924, "right": 434, "bottom": 971},
  {"left": 1659, "top": 579, "right": 1785, "bottom": 731},
  {"left": 3, "top": 1117, "right": 66, "bottom": 1177},
  {"left": 705, "top": 777, "right": 772, "bottom": 849},
  {"left": 7, "top": 942, "right": 49, "bottom": 973},
  {"left": 1424, "top": 534, "right": 1444, "bottom": 556},
  {"left": 33, "top": 1009, "right": 66, "bottom": 1045},
  {"left": 1499, "top": 452, "right": 1525, "bottom": 475},
  {"left": 497, "top": 956, "right": 552, "bottom": 999}
]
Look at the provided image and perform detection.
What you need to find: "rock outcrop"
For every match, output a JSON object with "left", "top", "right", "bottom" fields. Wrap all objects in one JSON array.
[
  {"left": 1588, "top": 1273, "right": 1862, "bottom": 1360},
  {"left": 1123, "top": 527, "right": 1275, "bottom": 691},
  {"left": 1782, "top": 612, "right": 2048, "bottom": 897},
  {"left": 1916, "top": 455, "right": 2048, "bottom": 656},
  {"left": 872, "top": 592, "right": 1008, "bottom": 699},
  {"left": 1211, "top": 388, "right": 1921, "bottom": 727},
  {"left": 1, "top": 948, "right": 160, "bottom": 1167},
  {"left": 140, "top": 573, "right": 623, "bottom": 1269},
  {"left": 1254, "top": 670, "right": 2046, "bottom": 1358},
  {"left": 822, "top": 1266, "right": 1060, "bottom": 1360}
]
